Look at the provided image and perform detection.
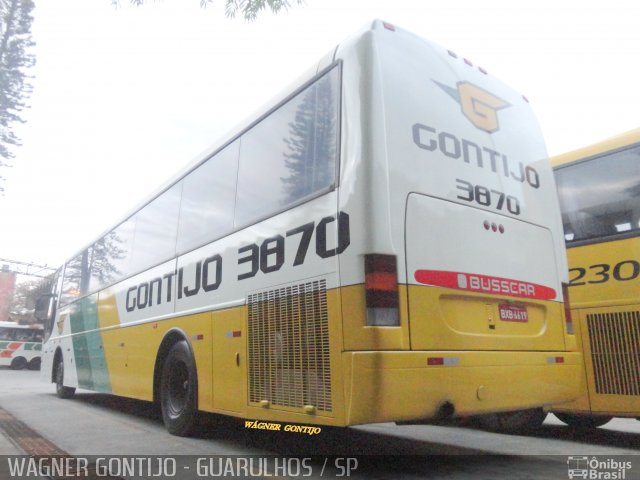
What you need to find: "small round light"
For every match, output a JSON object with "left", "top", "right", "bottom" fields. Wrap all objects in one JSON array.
[
  {"left": 499, "top": 225, "right": 505, "bottom": 234},
  {"left": 483, "top": 221, "right": 490, "bottom": 230},
  {"left": 491, "top": 223, "right": 497, "bottom": 232}
]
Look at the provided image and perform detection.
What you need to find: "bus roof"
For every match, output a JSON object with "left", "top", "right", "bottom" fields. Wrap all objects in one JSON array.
[{"left": 552, "top": 128, "right": 640, "bottom": 167}]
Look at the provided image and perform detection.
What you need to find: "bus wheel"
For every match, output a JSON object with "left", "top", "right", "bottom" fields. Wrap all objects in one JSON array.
[
  {"left": 475, "top": 408, "right": 547, "bottom": 433},
  {"left": 28, "top": 357, "right": 41, "bottom": 370},
  {"left": 160, "top": 341, "right": 198, "bottom": 436},
  {"left": 9, "top": 357, "right": 27, "bottom": 370},
  {"left": 555, "top": 413, "right": 612, "bottom": 429},
  {"left": 55, "top": 358, "right": 76, "bottom": 399}
]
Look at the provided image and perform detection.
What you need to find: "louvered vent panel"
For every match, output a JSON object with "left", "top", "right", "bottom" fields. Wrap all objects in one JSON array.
[
  {"left": 587, "top": 310, "right": 640, "bottom": 396},
  {"left": 248, "top": 279, "right": 332, "bottom": 412}
]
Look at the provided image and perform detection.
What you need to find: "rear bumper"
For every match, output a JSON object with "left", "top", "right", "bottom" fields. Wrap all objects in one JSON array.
[{"left": 341, "top": 350, "right": 582, "bottom": 425}]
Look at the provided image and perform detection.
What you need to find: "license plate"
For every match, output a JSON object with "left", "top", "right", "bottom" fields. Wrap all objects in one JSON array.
[{"left": 498, "top": 304, "right": 528, "bottom": 322}]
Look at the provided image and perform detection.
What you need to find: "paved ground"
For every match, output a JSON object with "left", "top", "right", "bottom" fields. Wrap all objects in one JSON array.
[{"left": 0, "top": 367, "right": 638, "bottom": 479}]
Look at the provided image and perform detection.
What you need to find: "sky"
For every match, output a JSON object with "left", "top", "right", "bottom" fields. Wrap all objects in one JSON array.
[{"left": 1, "top": 0, "right": 639, "bottom": 270}]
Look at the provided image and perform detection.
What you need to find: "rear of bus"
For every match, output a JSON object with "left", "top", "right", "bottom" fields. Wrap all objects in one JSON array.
[
  {"left": 550, "top": 130, "right": 640, "bottom": 426},
  {"left": 335, "top": 21, "right": 581, "bottom": 424}
]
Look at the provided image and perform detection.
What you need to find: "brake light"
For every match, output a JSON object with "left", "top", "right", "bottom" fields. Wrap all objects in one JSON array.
[
  {"left": 365, "top": 254, "right": 399, "bottom": 326},
  {"left": 562, "top": 282, "right": 574, "bottom": 334}
]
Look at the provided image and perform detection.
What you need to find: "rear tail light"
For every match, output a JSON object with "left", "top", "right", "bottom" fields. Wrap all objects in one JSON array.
[
  {"left": 365, "top": 254, "right": 400, "bottom": 326},
  {"left": 562, "top": 282, "right": 574, "bottom": 334}
]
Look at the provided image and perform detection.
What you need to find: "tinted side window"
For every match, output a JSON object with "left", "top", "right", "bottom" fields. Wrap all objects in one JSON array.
[
  {"left": 43, "top": 268, "right": 62, "bottom": 342},
  {"left": 555, "top": 145, "right": 640, "bottom": 243},
  {"left": 235, "top": 67, "right": 339, "bottom": 227},
  {"left": 89, "top": 217, "right": 136, "bottom": 292},
  {"left": 177, "top": 141, "right": 239, "bottom": 253},
  {"left": 0, "top": 328, "right": 14, "bottom": 341},
  {"left": 130, "top": 183, "right": 182, "bottom": 273},
  {"left": 61, "top": 249, "right": 92, "bottom": 306}
]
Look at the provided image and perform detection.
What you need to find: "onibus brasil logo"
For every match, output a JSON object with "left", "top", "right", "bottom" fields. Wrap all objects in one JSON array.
[{"left": 567, "top": 456, "right": 633, "bottom": 479}]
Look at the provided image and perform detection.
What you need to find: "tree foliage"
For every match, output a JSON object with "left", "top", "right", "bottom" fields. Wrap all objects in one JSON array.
[
  {"left": 112, "top": 0, "right": 305, "bottom": 21},
  {"left": 223, "top": 0, "right": 304, "bottom": 20},
  {"left": 0, "top": 0, "right": 36, "bottom": 190},
  {"left": 9, "top": 276, "right": 53, "bottom": 324}
]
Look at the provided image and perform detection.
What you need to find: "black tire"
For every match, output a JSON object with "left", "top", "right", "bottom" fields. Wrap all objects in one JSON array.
[
  {"left": 160, "top": 340, "right": 198, "bottom": 436},
  {"left": 9, "top": 357, "right": 27, "bottom": 370},
  {"left": 28, "top": 357, "right": 41, "bottom": 370},
  {"left": 475, "top": 408, "right": 547, "bottom": 433},
  {"left": 555, "top": 412, "right": 613, "bottom": 429},
  {"left": 55, "top": 358, "right": 76, "bottom": 399}
]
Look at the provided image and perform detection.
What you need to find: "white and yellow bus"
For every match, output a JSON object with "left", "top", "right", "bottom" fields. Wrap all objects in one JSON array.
[
  {"left": 0, "top": 321, "right": 43, "bottom": 370},
  {"left": 550, "top": 129, "right": 640, "bottom": 428},
  {"left": 39, "top": 20, "right": 580, "bottom": 436}
]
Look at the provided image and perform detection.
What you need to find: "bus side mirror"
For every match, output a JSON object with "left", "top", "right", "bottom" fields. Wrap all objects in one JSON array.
[{"left": 34, "top": 294, "right": 56, "bottom": 322}]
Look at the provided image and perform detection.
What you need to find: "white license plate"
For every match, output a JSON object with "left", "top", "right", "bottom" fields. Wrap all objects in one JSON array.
[{"left": 498, "top": 304, "right": 528, "bottom": 322}]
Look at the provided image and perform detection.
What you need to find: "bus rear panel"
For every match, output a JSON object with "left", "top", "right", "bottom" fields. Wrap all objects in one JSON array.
[{"left": 336, "top": 21, "right": 580, "bottom": 424}]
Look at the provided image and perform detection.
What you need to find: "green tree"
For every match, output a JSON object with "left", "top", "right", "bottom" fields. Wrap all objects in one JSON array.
[
  {"left": 113, "top": 0, "right": 305, "bottom": 21},
  {"left": 0, "top": 0, "right": 36, "bottom": 191},
  {"left": 9, "top": 276, "right": 53, "bottom": 324}
]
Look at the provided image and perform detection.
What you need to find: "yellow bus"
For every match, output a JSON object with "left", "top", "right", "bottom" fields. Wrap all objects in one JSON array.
[
  {"left": 550, "top": 129, "right": 640, "bottom": 428},
  {"left": 37, "top": 20, "right": 580, "bottom": 436}
]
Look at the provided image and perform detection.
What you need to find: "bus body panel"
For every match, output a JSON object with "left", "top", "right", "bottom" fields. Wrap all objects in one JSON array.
[
  {"left": 42, "top": 20, "right": 579, "bottom": 430},
  {"left": 551, "top": 130, "right": 640, "bottom": 419},
  {"left": 376, "top": 23, "right": 566, "bottom": 275},
  {"left": 342, "top": 351, "right": 582, "bottom": 425},
  {"left": 406, "top": 193, "right": 565, "bottom": 351},
  {"left": 335, "top": 23, "right": 570, "bottom": 355},
  {"left": 48, "top": 192, "right": 343, "bottom": 420},
  {"left": 551, "top": 240, "right": 640, "bottom": 416},
  {"left": 577, "top": 305, "right": 639, "bottom": 416},
  {"left": 565, "top": 237, "right": 640, "bottom": 309}
]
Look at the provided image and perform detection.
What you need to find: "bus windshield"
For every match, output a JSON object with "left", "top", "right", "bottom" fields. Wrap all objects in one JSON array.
[{"left": 555, "top": 144, "right": 640, "bottom": 244}]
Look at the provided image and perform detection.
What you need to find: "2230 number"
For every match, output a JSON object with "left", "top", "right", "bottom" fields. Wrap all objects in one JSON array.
[
  {"left": 237, "top": 212, "right": 350, "bottom": 280},
  {"left": 569, "top": 260, "right": 640, "bottom": 286},
  {"left": 456, "top": 179, "right": 521, "bottom": 215}
]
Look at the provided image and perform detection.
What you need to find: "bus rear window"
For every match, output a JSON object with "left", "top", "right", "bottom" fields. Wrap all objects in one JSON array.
[{"left": 555, "top": 145, "right": 640, "bottom": 244}]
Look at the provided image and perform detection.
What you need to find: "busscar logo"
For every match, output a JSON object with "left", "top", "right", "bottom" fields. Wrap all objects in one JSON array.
[{"left": 435, "top": 80, "right": 510, "bottom": 133}]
